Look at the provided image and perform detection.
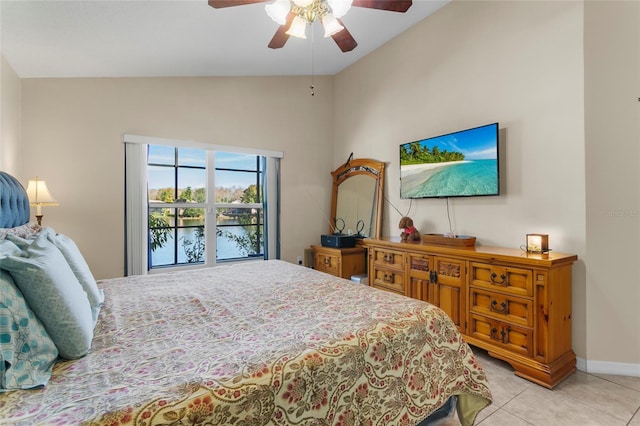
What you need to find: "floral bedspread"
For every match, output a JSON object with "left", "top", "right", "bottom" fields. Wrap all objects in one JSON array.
[{"left": 0, "top": 260, "right": 491, "bottom": 425}]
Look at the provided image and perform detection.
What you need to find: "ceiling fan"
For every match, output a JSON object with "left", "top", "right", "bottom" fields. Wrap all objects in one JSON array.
[{"left": 208, "top": 0, "right": 413, "bottom": 52}]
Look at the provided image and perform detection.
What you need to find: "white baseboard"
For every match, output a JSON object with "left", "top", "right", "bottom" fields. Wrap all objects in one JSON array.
[{"left": 576, "top": 357, "right": 640, "bottom": 377}]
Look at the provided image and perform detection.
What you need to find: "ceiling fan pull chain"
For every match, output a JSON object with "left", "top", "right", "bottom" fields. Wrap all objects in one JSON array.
[{"left": 310, "top": 24, "right": 315, "bottom": 96}]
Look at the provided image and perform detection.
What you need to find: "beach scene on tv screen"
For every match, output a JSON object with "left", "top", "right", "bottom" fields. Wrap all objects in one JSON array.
[{"left": 400, "top": 124, "right": 498, "bottom": 198}]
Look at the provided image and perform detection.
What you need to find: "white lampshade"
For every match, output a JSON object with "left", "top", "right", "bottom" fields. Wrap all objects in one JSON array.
[
  {"left": 292, "top": 0, "right": 313, "bottom": 7},
  {"left": 26, "top": 177, "right": 59, "bottom": 216},
  {"left": 265, "top": 0, "right": 291, "bottom": 25},
  {"left": 286, "top": 15, "right": 308, "bottom": 39},
  {"left": 321, "top": 12, "right": 343, "bottom": 37},
  {"left": 327, "top": 0, "right": 352, "bottom": 18}
]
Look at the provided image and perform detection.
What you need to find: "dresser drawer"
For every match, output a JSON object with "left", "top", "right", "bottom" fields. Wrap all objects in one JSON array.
[
  {"left": 409, "top": 254, "right": 431, "bottom": 275},
  {"left": 469, "top": 288, "right": 533, "bottom": 327},
  {"left": 468, "top": 313, "right": 533, "bottom": 357},
  {"left": 371, "top": 266, "right": 405, "bottom": 294},
  {"left": 372, "top": 247, "right": 405, "bottom": 271},
  {"left": 314, "top": 252, "right": 339, "bottom": 276},
  {"left": 470, "top": 263, "right": 533, "bottom": 297}
]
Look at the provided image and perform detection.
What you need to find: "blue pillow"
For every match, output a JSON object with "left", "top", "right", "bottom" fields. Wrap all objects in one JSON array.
[
  {"left": 45, "top": 231, "right": 104, "bottom": 324},
  {"left": 0, "top": 270, "right": 59, "bottom": 391},
  {"left": 4, "top": 228, "right": 103, "bottom": 324},
  {"left": 2, "top": 233, "right": 94, "bottom": 359},
  {"left": 0, "top": 239, "right": 23, "bottom": 259}
]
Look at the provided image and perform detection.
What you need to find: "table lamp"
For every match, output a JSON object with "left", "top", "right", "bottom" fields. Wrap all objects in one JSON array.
[{"left": 26, "top": 177, "right": 59, "bottom": 226}]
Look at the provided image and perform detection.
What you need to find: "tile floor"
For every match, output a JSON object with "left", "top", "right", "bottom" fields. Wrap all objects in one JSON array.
[{"left": 432, "top": 348, "right": 640, "bottom": 426}]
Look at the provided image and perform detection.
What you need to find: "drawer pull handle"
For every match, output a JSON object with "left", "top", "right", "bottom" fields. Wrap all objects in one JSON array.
[
  {"left": 490, "top": 272, "right": 508, "bottom": 286},
  {"left": 383, "top": 253, "right": 393, "bottom": 263},
  {"left": 490, "top": 327, "right": 507, "bottom": 343},
  {"left": 383, "top": 273, "right": 394, "bottom": 283},
  {"left": 490, "top": 300, "right": 508, "bottom": 314},
  {"left": 324, "top": 257, "right": 330, "bottom": 265}
]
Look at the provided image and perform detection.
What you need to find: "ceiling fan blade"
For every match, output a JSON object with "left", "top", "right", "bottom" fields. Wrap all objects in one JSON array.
[
  {"left": 331, "top": 21, "right": 358, "bottom": 52},
  {"left": 351, "top": 0, "right": 412, "bottom": 12},
  {"left": 268, "top": 11, "right": 296, "bottom": 49},
  {"left": 208, "top": 0, "right": 269, "bottom": 8}
]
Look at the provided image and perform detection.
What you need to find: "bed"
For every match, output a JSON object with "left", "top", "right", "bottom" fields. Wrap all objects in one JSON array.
[{"left": 0, "top": 171, "right": 491, "bottom": 425}]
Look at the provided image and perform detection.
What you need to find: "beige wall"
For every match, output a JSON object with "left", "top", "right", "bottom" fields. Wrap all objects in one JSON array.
[
  {"left": 1, "top": 55, "right": 21, "bottom": 175},
  {"left": 335, "top": 1, "right": 586, "bottom": 250},
  {"left": 584, "top": 1, "right": 640, "bottom": 368},
  {"left": 20, "top": 77, "right": 335, "bottom": 279}
]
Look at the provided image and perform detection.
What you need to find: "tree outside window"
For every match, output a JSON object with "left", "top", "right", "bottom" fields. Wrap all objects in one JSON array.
[{"left": 147, "top": 146, "right": 264, "bottom": 268}]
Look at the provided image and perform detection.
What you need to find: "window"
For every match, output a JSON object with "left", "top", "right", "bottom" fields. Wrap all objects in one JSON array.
[
  {"left": 213, "top": 152, "right": 264, "bottom": 262},
  {"left": 147, "top": 146, "right": 208, "bottom": 268},
  {"left": 124, "top": 135, "right": 281, "bottom": 275}
]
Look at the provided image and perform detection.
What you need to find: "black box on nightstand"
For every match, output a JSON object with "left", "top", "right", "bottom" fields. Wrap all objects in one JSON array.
[{"left": 320, "top": 234, "right": 356, "bottom": 248}]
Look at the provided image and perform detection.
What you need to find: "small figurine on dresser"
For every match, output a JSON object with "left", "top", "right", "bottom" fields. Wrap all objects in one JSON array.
[{"left": 399, "top": 216, "right": 421, "bottom": 241}]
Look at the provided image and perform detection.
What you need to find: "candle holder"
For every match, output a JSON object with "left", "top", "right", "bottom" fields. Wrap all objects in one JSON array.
[{"left": 526, "top": 234, "right": 549, "bottom": 254}]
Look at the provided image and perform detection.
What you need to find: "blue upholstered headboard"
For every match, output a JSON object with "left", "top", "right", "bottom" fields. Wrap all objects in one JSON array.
[{"left": 0, "top": 171, "right": 30, "bottom": 228}]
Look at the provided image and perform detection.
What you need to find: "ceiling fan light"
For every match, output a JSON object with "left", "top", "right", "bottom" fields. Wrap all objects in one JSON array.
[
  {"left": 292, "top": 0, "right": 314, "bottom": 7},
  {"left": 265, "top": 0, "right": 291, "bottom": 25},
  {"left": 321, "top": 13, "right": 343, "bottom": 37},
  {"left": 286, "top": 15, "right": 308, "bottom": 39},
  {"left": 327, "top": 0, "right": 352, "bottom": 18}
]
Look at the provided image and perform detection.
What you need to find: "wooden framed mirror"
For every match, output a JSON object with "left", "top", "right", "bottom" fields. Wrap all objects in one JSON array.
[{"left": 330, "top": 158, "right": 385, "bottom": 240}]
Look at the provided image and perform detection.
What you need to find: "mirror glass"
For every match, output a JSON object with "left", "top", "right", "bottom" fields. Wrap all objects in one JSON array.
[
  {"left": 330, "top": 158, "right": 385, "bottom": 240},
  {"left": 335, "top": 175, "right": 377, "bottom": 237}
]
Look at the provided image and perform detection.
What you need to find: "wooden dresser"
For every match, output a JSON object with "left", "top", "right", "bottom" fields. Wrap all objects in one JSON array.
[
  {"left": 364, "top": 237, "right": 578, "bottom": 388},
  {"left": 311, "top": 245, "right": 366, "bottom": 280}
]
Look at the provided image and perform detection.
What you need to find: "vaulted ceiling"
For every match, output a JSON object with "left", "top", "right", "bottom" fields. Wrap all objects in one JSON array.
[{"left": 1, "top": 0, "right": 447, "bottom": 78}]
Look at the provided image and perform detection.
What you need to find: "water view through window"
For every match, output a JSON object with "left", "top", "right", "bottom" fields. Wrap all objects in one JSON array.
[{"left": 147, "top": 146, "right": 264, "bottom": 268}]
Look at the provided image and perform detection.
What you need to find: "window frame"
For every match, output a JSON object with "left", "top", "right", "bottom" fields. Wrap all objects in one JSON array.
[{"left": 124, "top": 134, "right": 282, "bottom": 276}]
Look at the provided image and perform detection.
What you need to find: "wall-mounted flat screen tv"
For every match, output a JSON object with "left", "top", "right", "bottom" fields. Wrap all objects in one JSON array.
[{"left": 400, "top": 122, "right": 500, "bottom": 199}]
